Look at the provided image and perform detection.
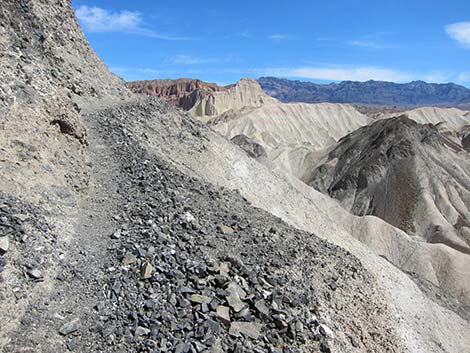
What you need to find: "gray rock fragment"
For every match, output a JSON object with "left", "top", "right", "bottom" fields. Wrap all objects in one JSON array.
[
  {"left": 217, "top": 224, "right": 234, "bottom": 234},
  {"left": 141, "top": 262, "right": 152, "bottom": 279},
  {"left": 135, "top": 326, "right": 150, "bottom": 337},
  {"left": 229, "top": 321, "right": 263, "bottom": 339},
  {"left": 190, "top": 294, "right": 212, "bottom": 304},
  {"left": 59, "top": 318, "right": 80, "bottom": 335},
  {"left": 226, "top": 282, "right": 246, "bottom": 312},
  {"left": 216, "top": 305, "right": 230, "bottom": 326},
  {"left": 255, "top": 299, "right": 269, "bottom": 316}
]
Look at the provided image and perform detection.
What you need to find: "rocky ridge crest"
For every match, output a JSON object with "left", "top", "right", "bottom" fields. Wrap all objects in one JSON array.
[{"left": 258, "top": 76, "right": 470, "bottom": 106}]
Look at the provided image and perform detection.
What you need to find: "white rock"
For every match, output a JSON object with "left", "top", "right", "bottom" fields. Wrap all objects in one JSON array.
[
  {"left": 319, "top": 324, "right": 335, "bottom": 339},
  {"left": 0, "top": 237, "right": 9, "bottom": 253},
  {"left": 183, "top": 211, "right": 195, "bottom": 223}
]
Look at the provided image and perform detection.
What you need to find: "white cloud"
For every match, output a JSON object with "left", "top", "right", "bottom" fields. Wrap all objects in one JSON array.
[
  {"left": 237, "top": 30, "right": 252, "bottom": 38},
  {"left": 110, "top": 67, "right": 173, "bottom": 81},
  {"left": 170, "top": 54, "right": 238, "bottom": 66},
  {"left": 258, "top": 66, "right": 414, "bottom": 82},
  {"left": 348, "top": 39, "right": 382, "bottom": 48},
  {"left": 75, "top": 6, "right": 140, "bottom": 32},
  {"left": 445, "top": 22, "right": 470, "bottom": 46},
  {"left": 348, "top": 39, "right": 394, "bottom": 49},
  {"left": 347, "top": 32, "right": 396, "bottom": 49},
  {"left": 269, "top": 34, "right": 289, "bottom": 41},
  {"left": 421, "top": 71, "right": 451, "bottom": 83},
  {"left": 75, "top": 6, "right": 188, "bottom": 40},
  {"left": 458, "top": 72, "right": 470, "bottom": 82},
  {"left": 173, "top": 55, "right": 213, "bottom": 65}
]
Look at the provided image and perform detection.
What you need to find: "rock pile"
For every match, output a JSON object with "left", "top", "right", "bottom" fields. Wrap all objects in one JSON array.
[
  {"left": 64, "top": 98, "right": 401, "bottom": 352},
  {"left": 84, "top": 105, "right": 332, "bottom": 352},
  {"left": 0, "top": 193, "right": 51, "bottom": 283}
]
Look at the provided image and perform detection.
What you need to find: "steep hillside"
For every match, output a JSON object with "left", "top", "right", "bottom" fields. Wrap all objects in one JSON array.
[
  {"left": 1, "top": 1, "right": 470, "bottom": 353},
  {"left": 0, "top": 0, "right": 128, "bottom": 348},
  {"left": 258, "top": 77, "right": 470, "bottom": 106},
  {"left": 0, "top": 0, "right": 126, "bottom": 110},
  {"left": 308, "top": 116, "right": 470, "bottom": 255},
  {"left": 133, "top": 97, "right": 470, "bottom": 353},
  {"left": 0, "top": 1, "right": 411, "bottom": 352},
  {"left": 74, "top": 98, "right": 406, "bottom": 353},
  {"left": 210, "top": 103, "right": 371, "bottom": 179},
  {"left": 0, "top": 0, "right": 127, "bottom": 203}
]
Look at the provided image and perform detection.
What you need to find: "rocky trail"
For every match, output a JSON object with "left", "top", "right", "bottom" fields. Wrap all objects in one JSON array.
[
  {"left": 1, "top": 104, "right": 122, "bottom": 351},
  {"left": 1, "top": 99, "right": 403, "bottom": 352},
  {"left": 1, "top": 1, "right": 469, "bottom": 352}
]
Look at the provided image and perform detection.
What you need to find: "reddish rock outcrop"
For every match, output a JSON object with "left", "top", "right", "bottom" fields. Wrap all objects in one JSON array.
[{"left": 126, "top": 78, "right": 229, "bottom": 108}]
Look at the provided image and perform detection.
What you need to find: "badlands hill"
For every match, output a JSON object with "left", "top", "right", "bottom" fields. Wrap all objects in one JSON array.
[
  {"left": 130, "top": 76, "right": 470, "bottom": 320},
  {"left": 210, "top": 103, "right": 371, "bottom": 179},
  {"left": 128, "top": 78, "right": 373, "bottom": 177},
  {"left": 308, "top": 116, "right": 470, "bottom": 254},
  {"left": 1, "top": 1, "right": 470, "bottom": 353},
  {"left": 382, "top": 106, "right": 470, "bottom": 128},
  {"left": 258, "top": 77, "right": 470, "bottom": 106},
  {"left": 128, "top": 78, "right": 276, "bottom": 122},
  {"left": 0, "top": 1, "right": 425, "bottom": 352}
]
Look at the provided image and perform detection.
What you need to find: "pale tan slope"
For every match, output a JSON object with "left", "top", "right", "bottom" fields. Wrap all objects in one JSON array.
[
  {"left": 381, "top": 106, "right": 470, "bottom": 131},
  {"left": 188, "top": 78, "right": 277, "bottom": 121},
  {"left": 210, "top": 103, "right": 371, "bottom": 179}
]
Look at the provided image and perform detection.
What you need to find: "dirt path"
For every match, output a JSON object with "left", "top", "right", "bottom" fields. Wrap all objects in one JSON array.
[{"left": 3, "top": 110, "right": 122, "bottom": 352}]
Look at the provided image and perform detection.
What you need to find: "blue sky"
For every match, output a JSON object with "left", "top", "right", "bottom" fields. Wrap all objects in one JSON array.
[{"left": 73, "top": 0, "right": 470, "bottom": 86}]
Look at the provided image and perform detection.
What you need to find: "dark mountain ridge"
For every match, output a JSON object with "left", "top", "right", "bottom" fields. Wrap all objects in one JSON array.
[{"left": 258, "top": 77, "right": 470, "bottom": 107}]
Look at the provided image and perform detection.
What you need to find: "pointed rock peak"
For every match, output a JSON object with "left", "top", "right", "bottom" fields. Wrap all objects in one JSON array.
[{"left": 236, "top": 78, "right": 262, "bottom": 86}]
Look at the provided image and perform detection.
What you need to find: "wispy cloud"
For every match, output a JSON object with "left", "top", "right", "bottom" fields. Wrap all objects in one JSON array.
[
  {"left": 170, "top": 54, "right": 239, "bottom": 65},
  {"left": 445, "top": 22, "right": 470, "bottom": 47},
  {"left": 347, "top": 32, "right": 395, "bottom": 49},
  {"left": 348, "top": 39, "right": 390, "bottom": 49},
  {"left": 269, "top": 34, "right": 289, "bottom": 41},
  {"left": 348, "top": 40, "right": 380, "bottom": 48},
  {"left": 258, "top": 65, "right": 414, "bottom": 82},
  {"left": 421, "top": 71, "right": 452, "bottom": 83},
  {"left": 237, "top": 30, "right": 252, "bottom": 38},
  {"left": 111, "top": 67, "right": 174, "bottom": 81},
  {"left": 172, "top": 54, "right": 215, "bottom": 65},
  {"left": 75, "top": 6, "right": 188, "bottom": 40},
  {"left": 458, "top": 72, "right": 470, "bottom": 82}
]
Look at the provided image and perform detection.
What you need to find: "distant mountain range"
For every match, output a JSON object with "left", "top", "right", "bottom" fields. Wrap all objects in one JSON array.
[{"left": 258, "top": 77, "right": 470, "bottom": 107}]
